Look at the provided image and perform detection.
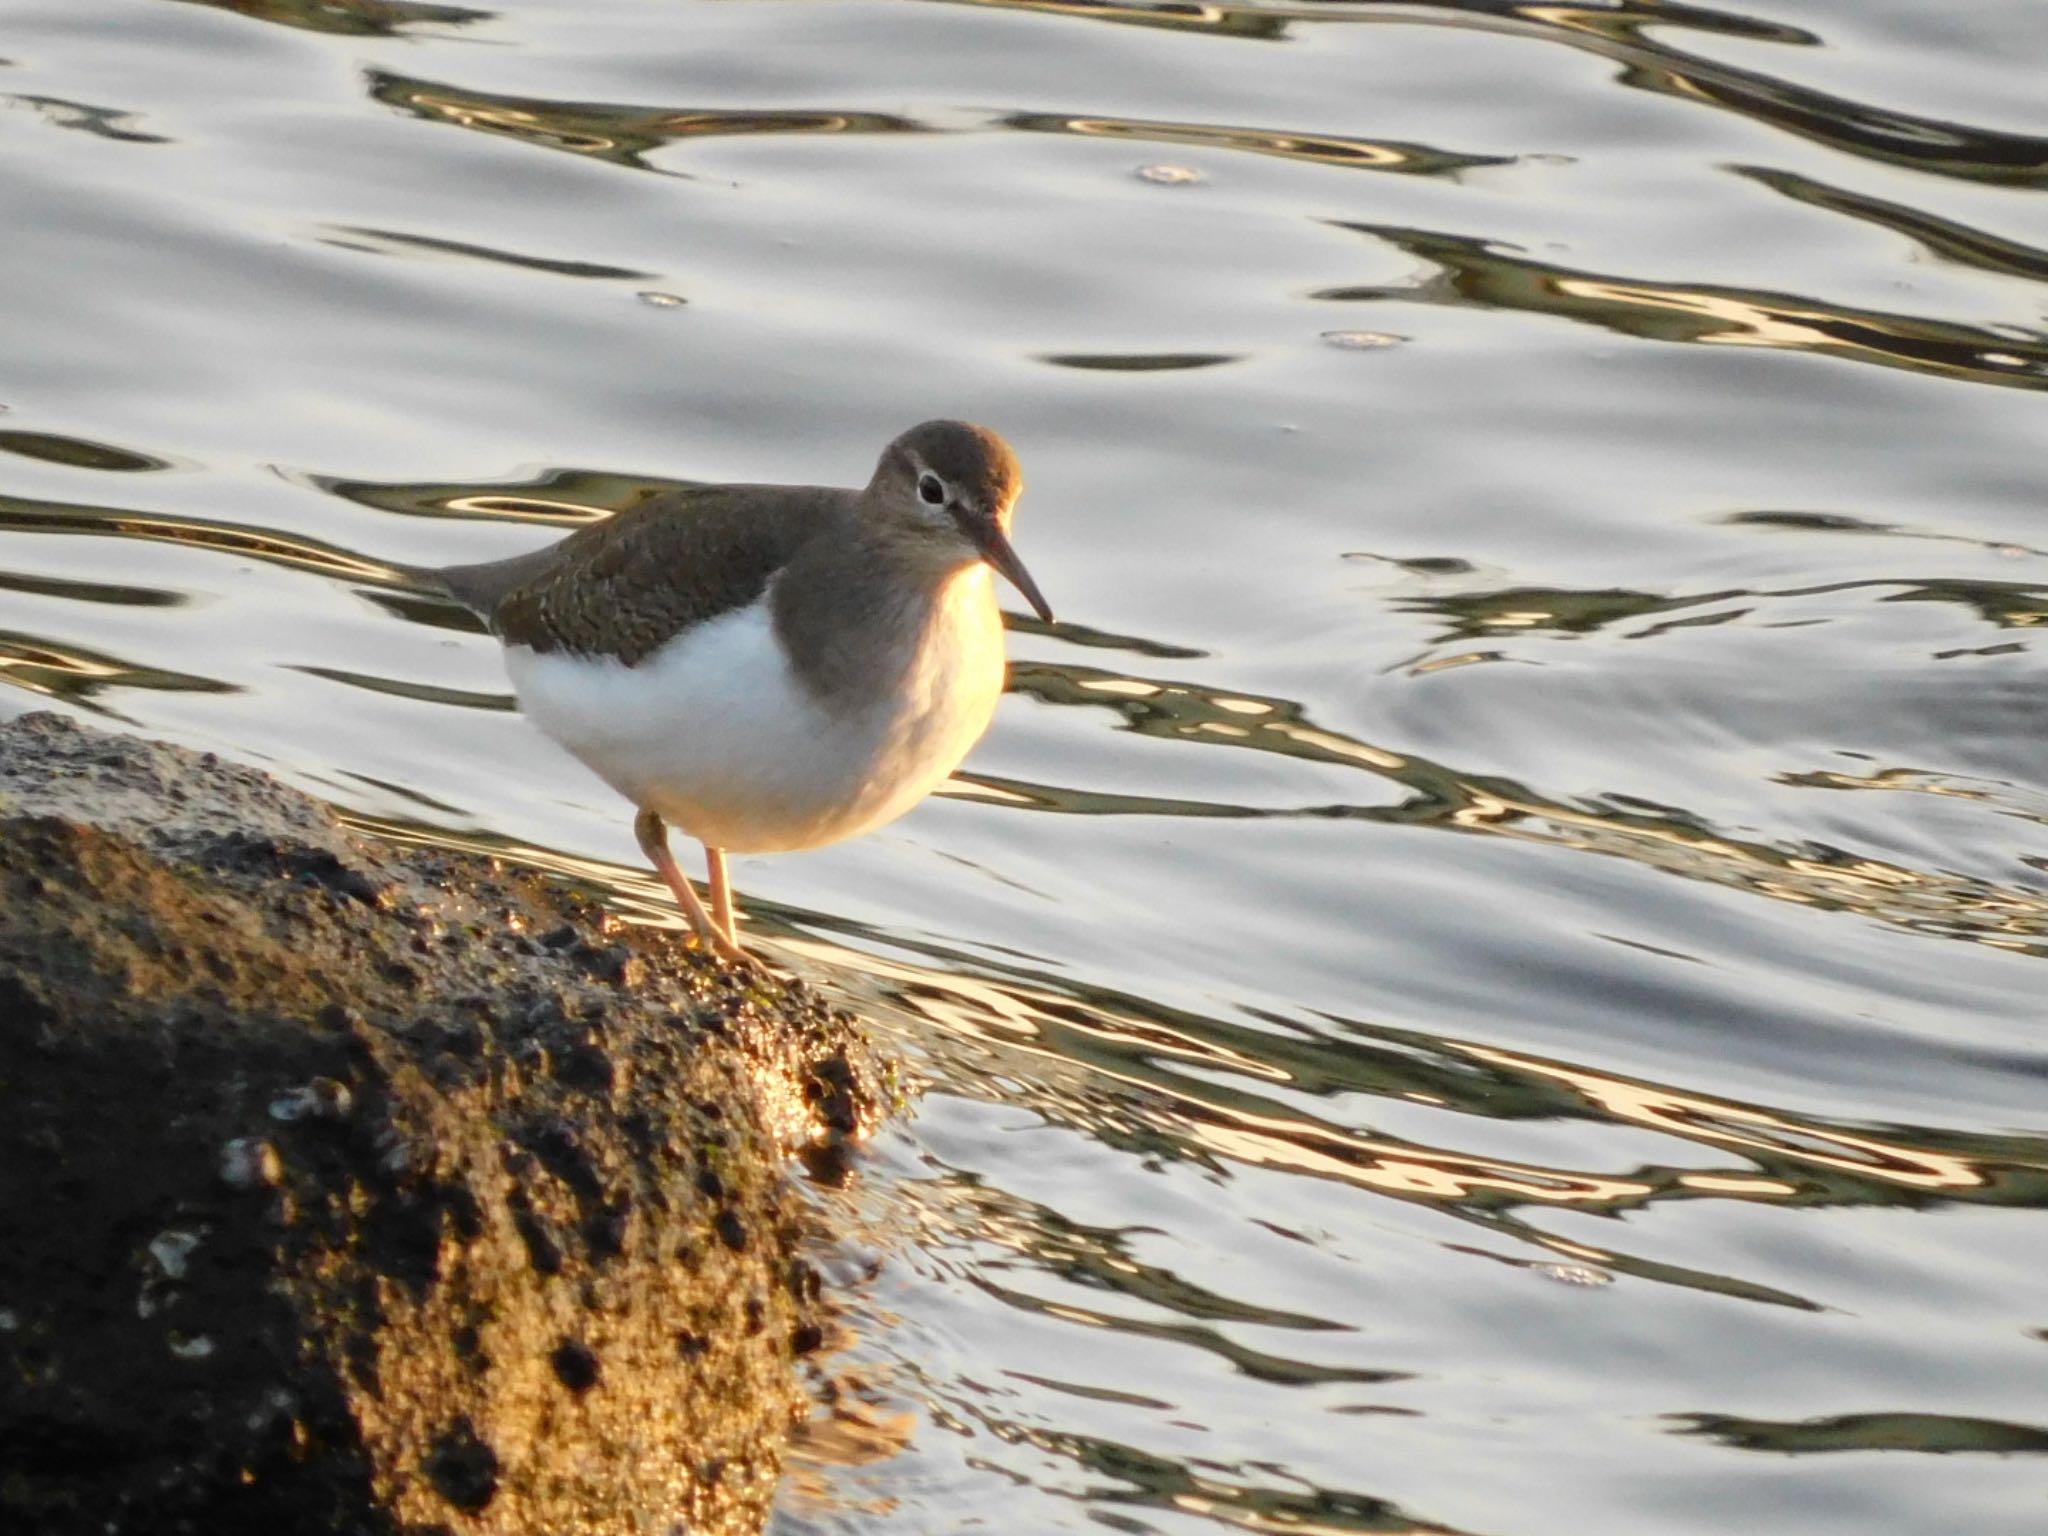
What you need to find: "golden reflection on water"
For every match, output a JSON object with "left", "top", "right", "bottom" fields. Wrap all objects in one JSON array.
[
  {"left": 346, "top": 815, "right": 2048, "bottom": 1290},
  {"left": 1738, "top": 165, "right": 2048, "bottom": 284},
  {"left": 315, "top": 464, "right": 693, "bottom": 526},
  {"left": 803, "top": 910, "right": 2047, "bottom": 1295},
  {"left": 1774, "top": 767, "right": 2048, "bottom": 833},
  {"left": 0, "top": 430, "right": 173, "bottom": 473},
  {"left": 1403, "top": 574, "right": 2048, "bottom": 643},
  {"left": 1321, "top": 224, "right": 2048, "bottom": 392},
  {"left": 850, "top": 958, "right": 2048, "bottom": 1309},
  {"left": 1455, "top": 1045, "right": 1993, "bottom": 1194},
  {"left": 370, "top": 72, "right": 921, "bottom": 171},
  {"left": 953, "top": 0, "right": 1288, "bottom": 43},
  {"left": 437, "top": 494, "right": 608, "bottom": 525},
  {"left": 171, "top": 0, "right": 488, "bottom": 38},
  {"left": 1004, "top": 111, "right": 1508, "bottom": 177},
  {"left": 961, "top": 0, "right": 2048, "bottom": 190},
  {"left": 0, "top": 631, "right": 233, "bottom": 712},
  {"left": 1005, "top": 657, "right": 2048, "bottom": 958},
  {"left": 0, "top": 491, "right": 400, "bottom": 585}
]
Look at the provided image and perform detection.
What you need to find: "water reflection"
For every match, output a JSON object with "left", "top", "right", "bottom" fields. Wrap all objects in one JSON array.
[
  {"left": 952, "top": 0, "right": 1291, "bottom": 43},
  {"left": 911, "top": 954, "right": 2041, "bottom": 1219},
  {"left": 314, "top": 465, "right": 684, "bottom": 526},
  {"left": 1003, "top": 111, "right": 1510, "bottom": 177},
  {"left": 1400, "top": 575, "right": 2048, "bottom": 641},
  {"left": 2, "top": 95, "right": 170, "bottom": 145},
  {"left": 0, "top": 629, "right": 232, "bottom": 713},
  {"left": 0, "top": 431, "right": 173, "bottom": 473},
  {"left": 1721, "top": 509, "right": 2048, "bottom": 566},
  {"left": 1040, "top": 353, "right": 1240, "bottom": 372},
  {"left": 1320, "top": 223, "right": 2048, "bottom": 392},
  {"left": 292, "top": 663, "right": 513, "bottom": 712},
  {"left": 1451, "top": 1042, "right": 2034, "bottom": 1203},
  {"left": 1675, "top": 1411, "right": 2048, "bottom": 1455},
  {"left": 958, "top": 0, "right": 2048, "bottom": 186},
  {"left": 0, "top": 569, "right": 184, "bottom": 609},
  {"left": 1737, "top": 166, "right": 2048, "bottom": 287},
  {"left": 943, "top": 1423, "right": 1470, "bottom": 1536},
  {"left": 170, "top": 0, "right": 491, "bottom": 37},
  {"left": 1596, "top": 26, "right": 2048, "bottom": 187},
  {"left": 999, "top": 654, "right": 2048, "bottom": 957},
  {"left": 317, "top": 226, "right": 656, "bottom": 282},
  {"left": 0, "top": 490, "right": 401, "bottom": 585},
  {"left": 805, "top": 955, "right": 2046, "bottom": 1325},
  {"left": 369, "top": 71, "right": 922, "bottom": 172},
  {"left": 956, "top": 0, "right": 1815, "bottom": 49}
]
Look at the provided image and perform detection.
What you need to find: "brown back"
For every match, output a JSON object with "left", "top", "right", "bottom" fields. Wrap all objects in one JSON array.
[{"left": 437, "top": 484, "right": 850, "bottom": 665}]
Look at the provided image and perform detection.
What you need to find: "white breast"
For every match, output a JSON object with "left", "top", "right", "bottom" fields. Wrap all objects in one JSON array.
[{"left": 503, "top": 566, "right": 1007, "bottom": 853}]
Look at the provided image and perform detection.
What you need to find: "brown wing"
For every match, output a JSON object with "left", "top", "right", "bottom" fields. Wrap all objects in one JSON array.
[{"left": 436, "top": 484, "right": 847, "bottom": 666}]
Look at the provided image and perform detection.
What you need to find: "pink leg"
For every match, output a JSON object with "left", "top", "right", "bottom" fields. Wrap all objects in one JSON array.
[
  {"left": 706, "top": 845, "right": 738, "bottom": 946},
  {"left": 634, "top": 810, "right": 747, "bottom": 964}
]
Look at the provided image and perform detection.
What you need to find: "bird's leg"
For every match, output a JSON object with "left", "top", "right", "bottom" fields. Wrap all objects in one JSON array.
[
  {"left": 634, "top": 810, "right": 747, "bottom": 964},
  {"left": 705, "top": 845, "right": 737, "bottom": 946}
]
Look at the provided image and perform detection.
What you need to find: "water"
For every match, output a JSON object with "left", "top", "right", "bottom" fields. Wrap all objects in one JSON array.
[{"left": 4, "top": 0, "right": 2047, "bottom": 1531}]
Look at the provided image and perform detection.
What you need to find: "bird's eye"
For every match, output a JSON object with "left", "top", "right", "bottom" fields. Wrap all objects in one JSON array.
[{"left": 917, "top": 473, "right": 946, "bottom": 506}]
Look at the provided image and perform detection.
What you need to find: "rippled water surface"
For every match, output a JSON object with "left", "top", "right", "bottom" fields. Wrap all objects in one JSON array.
[{"left": 6, "top": 0, "right": 2048, "bottom": 1530}]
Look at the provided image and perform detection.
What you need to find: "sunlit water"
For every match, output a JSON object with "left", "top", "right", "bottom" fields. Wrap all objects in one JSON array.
[{"left": 4, "top": 0, "right": 2048, "bottom": 1531}]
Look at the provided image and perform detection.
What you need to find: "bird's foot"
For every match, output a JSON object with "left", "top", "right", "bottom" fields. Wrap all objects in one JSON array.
[
  {"left": 697, "top": 923, "right": 750, "bottom": 967},
  {"left": 635, "top": 811, "right": 753, "bottom": 970}
]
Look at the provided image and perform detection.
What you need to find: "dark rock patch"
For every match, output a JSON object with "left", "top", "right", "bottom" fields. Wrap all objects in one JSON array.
[
  {"left": 551, "top": 1339, "right": 601, "bottom": 1393},
  {"left": 426, "top": 1417, "right": 500, "bottom": 1513},
  {"left": 0, "top": 712, "right": 885, "bottom": 1536}
]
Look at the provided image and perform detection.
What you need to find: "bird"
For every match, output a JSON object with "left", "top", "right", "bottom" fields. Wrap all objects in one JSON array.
[{"left": 423, "top": 419, "right": 1053, "bottom": 964}]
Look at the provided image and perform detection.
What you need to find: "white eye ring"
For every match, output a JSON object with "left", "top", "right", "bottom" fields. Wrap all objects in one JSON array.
[{"left": 917, "top": 472, "right": 946, "bottom": 506}]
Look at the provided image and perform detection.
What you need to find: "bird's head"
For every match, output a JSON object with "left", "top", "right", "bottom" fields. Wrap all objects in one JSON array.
[{"left": 870, "top": 419, "right": 1053, "bottom": 624}]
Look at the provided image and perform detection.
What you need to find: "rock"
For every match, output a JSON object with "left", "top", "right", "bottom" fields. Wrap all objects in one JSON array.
[{"left": 0, "top": 712, "right": 884, "bottom": 1536}]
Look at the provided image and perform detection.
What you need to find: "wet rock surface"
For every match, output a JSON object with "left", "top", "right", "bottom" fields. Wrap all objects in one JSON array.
[{"left": 0, "top": 711, "right": 883, "bottom": 1536}]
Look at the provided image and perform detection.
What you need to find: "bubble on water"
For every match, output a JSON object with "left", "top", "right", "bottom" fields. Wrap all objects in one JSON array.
[
  {"left": 1136, "top": 163, "right": 1202, "bottom": 186},
  {"left": 1322, "top": 330, "right": 1407, "bottom": 351},
  {"left": 1538, "top": 1263, "right": 1613, "bottom": 1288}
]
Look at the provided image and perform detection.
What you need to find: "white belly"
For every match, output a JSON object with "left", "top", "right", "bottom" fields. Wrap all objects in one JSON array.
[{"left": 503, "top": 570, "right": 1006, "bottom": 853}]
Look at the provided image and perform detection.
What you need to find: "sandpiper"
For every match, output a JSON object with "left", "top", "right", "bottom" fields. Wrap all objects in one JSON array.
[{"left": 428, "top": 420, "right": 1053, "bottom": 963}]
